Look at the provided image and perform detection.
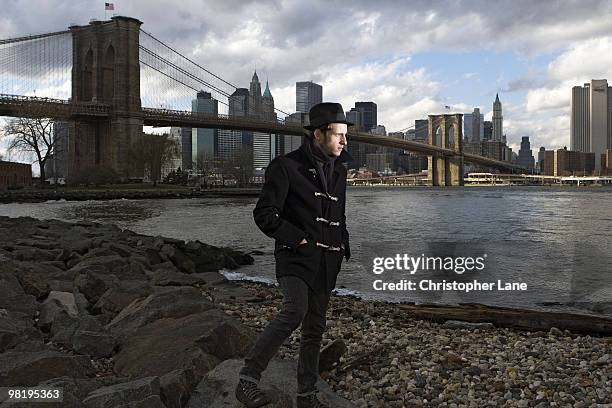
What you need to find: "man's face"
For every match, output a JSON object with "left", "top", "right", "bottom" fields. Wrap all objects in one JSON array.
[{"left": 314, "top": 123, "right": 348, "bottom": 157}]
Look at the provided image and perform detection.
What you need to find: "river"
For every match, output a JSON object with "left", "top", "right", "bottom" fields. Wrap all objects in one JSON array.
[{"left": 1, "top": 186, "right": 610, "bottom": 318}]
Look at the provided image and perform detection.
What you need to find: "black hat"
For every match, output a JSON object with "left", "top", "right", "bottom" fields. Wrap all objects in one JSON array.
[{"left": 304, "top": 102, "right": 354, "bottom": 130}]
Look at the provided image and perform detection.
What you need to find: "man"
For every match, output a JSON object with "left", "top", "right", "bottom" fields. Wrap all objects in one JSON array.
[{"left": 236, "top": 102, "right": 352, "bottom": 408}]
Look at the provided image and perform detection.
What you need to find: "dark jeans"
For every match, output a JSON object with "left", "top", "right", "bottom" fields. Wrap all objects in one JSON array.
[{"left": 239, "top": 273, "right": 332, "bottom": 395}]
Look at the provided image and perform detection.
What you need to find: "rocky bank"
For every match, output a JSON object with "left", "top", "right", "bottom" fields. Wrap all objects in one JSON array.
[{"left": 0, "top": 216, "right": 609, "bottom": 407}]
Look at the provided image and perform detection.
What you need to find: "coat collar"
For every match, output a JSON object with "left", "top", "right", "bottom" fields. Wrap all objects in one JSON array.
[{"left": 299, "top": 138, "right": 352, "bottom": 169}]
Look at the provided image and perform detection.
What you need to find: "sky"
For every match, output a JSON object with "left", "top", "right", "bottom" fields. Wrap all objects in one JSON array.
[{"left": 2, "top": 0, "right": 612, "bottom": 159}]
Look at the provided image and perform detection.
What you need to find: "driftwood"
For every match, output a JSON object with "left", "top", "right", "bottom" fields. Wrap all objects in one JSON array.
[
  {"left": 340, "top": 345, "right": 386, "bottom": 371},
  {"left": 396, "top": 302, "right": 612, "bottom": 336}
]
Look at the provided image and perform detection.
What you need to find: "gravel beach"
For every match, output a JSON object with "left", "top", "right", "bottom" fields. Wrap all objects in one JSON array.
[{"left": 213, "top": 280, "right": 612, "bottom": 408}]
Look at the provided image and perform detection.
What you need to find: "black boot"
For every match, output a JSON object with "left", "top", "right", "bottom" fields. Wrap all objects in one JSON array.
[
  {"left": 296, "top": 392, "right": 330, "bottom": 408},
  {"left": 235, "top": 378, "right": 272, "bottom": 408}
]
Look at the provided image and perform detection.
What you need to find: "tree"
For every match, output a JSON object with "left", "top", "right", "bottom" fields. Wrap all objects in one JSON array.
[
  {"left": 131, "top": 132, "right": 179, "bottom": 186},
  {"left": 222, "top": 146, "right": 254, "bottom": 187},
  {"left": 2, "top": 116, "right": 59, "bottom": 184}
]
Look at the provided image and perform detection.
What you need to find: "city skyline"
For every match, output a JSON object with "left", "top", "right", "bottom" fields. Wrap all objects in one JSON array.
[{"left": 2, "top": 1, "right": 612, "bottom": 157}]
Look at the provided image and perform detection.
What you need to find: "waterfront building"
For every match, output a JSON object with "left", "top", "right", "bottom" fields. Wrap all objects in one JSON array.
[
  {"left": 543, "top": 147, "right": 595, "bottom": 176},
  {"left": 571, "top": 79, "right": 612, "bottom": 170}
]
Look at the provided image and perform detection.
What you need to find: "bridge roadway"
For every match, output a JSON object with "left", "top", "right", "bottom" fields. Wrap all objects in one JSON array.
[{"left": 0, "top": 94, "right": 525, "bottom": 172}]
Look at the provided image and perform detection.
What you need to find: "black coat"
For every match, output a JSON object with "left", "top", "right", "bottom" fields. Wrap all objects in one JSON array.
[{"left": 253, "top": 140, "right": 351, "bottom": 292}]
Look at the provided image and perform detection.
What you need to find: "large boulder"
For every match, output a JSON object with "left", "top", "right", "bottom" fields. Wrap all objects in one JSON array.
[
  {"left": 92, "top": 281, "right": 153, "bottom": 316},
  {"left": 38, "top": 291, "right": 79, "bottom": 332},
  {"left": 187, "top": 359, "right": 356, "bottom": 408},
  {"left": 0, "top": 351, "right": 95, "bottom": 386},
  {"left": 0, "top": 309, "right": 43, "bottom": 353},
  {"left": 105, "top": 287, "right": 215, "bottom": 336},
  {"left": 82, "top": 376, "right": 164, "bottom": 408},
  {"left": 112, "top": 308, "right": 253, "bottom": 378}
]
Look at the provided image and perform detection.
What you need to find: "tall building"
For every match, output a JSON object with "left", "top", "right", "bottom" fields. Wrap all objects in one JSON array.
[
  {"left": 537, "top": 146, "right": 546, "bottom": 173},
  {"left": 220, "top": 88, "right": 250, "bottom": 160},
  {"left": 517, "top": 136, "right": 535, "bottom": 171},
  {"left": 180, "top": 127, "right": 192, "bottom": 170},
  {"left": 45, "top": 121, "right": 69, "bottom": 180},
  {"left": 250, "top": 74, "right": 278, "bottom": 169},
  {"left": 463, "top": 108, "right": 484, "bottom": 143},
  {"left": 163, "top": 128, "right": 183, "bottom": 178},
  {"left": 483, "top": 121, "right": 493, "bottom": 140},
  {"left": 571, "top": 79, "right": 612, "bottom": 170},
  {"left": 492, "top": 93, "right": 503, "bottom": 141},
  {"left": 414, "top": 119, "right": 428, "bottom": 142},
  {"left": 345, "top": 108, "right": 365, "bottom": 170},
  {"left": 296, "top": 81, "right": 322, "bottom": 113},
  {"left": 191, "top": 91, "right": 218, "bottom": 168},
  {"left": 354, "top": 102, "right": 377, "bottom": 132}
]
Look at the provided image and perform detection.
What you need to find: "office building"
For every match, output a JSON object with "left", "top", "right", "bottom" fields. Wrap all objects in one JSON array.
[
  {"left": 492, "top": 94, "right": 503, "bottom": 141},
  {"left": 483, "top": 120, "right": 493, "bottom": 140},
  {"left": 296, "top": 81, "right": 322, "bottom": 113},
  {"left": 414, "top": 119, "right": 428, "bottom": 142},
  {"left": 517, "top": 136, "right": 535, "bottom": 171},
  {"left": 354, "top": 102, "right": 377, "bottom": 132},
  {"left": 537, "top": 146, "right": 546, "bottom": 173},
  {"left": 543, "top": 147, "right": 595, "bottom": 176},
  {"left": 571, "top": 79, "right": 612, "bottom": 170},
  {"left": 191, "top": 91, "right": 218, "bottom": 168},
  {"left": 464, "top": 108, "right": 484, "bottom": 143}
]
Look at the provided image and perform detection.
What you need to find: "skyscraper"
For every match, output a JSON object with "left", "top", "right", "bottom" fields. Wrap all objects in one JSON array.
[
  {"left": 354, "top": 102, "right": 377, "bottom": 132},
  {"left": 492, "top": 94, "right": 503, "bottom": 141},
  {"left": 463, "top": 108, "right": 484, "bottom": 143},
  {"left": 571, "top": 79, "right": 612, "bottom": 170},
  {"left": 252, "top": 78, "right": 278, "bottom": 168},
  {"left": 191, "top": 91, "right": 218, "bottom": 169},
  {"left": 517, "top": 136, "right": 535, "bottom": 171},
  {"left": 296, "top": 81, "right": 322, "bottom": 113},
  {"left": 219, "top": 88, "right": 250, "bottom": 160}
]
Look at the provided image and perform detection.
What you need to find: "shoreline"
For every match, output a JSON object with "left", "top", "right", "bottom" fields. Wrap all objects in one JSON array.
[{"left": 0, "top": 216, "right": 609, "bottom": 406}]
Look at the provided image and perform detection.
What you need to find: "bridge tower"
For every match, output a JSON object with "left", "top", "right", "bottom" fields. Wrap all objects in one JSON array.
[
  {"left": 428, "top": 114, "right": 464, "bottom": 186},
  {"left": 68, "top": 16, "right": 143, "bottom": 180}
]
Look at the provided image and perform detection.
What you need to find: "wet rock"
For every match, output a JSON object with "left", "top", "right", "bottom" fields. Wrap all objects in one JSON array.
[
  {"left": 73, "top": 269, "right": 120, "bottom": 304},
  {"left": 92, "top": 282, "right": 153, "bottom": 315},
  {"left": 149, "top": 269, "right": 207, "bottom": 287}
]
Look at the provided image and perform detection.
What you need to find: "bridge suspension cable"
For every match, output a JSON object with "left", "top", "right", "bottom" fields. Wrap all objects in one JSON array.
[
  {"left": 138, "top": 28, "right": 290, "bottom": 118},
  {"left": 0, "top": 30, "right": 71, "bottom": 99}
]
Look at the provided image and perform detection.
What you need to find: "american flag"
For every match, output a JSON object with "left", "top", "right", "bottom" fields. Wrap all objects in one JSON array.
[{"left": 105, "top": 2, "right": 114, "bottom": 10}]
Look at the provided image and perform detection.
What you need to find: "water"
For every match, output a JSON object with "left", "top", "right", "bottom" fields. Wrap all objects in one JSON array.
[{"left": 1, "top": 186, "right": 611, "bottom": 318}]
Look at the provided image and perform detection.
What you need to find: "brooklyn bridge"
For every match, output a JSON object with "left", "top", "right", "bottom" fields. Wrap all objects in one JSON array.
[{"left": 0, "top": 16, "right": 526, "bottom": 186}]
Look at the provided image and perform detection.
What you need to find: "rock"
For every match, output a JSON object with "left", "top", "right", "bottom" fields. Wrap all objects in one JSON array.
[
  {"left": 38, "top": 291, "right": 79, "bottom": 332},
  {"left": 92, "top": 281, "right": 153, "bottom": 316},
  {"left": 82, "top": 376, "right": 164, "bottom": 408},
  {"left": 0, "top": 309, "right": 43, "bottom": 353},
  {"left": 187, "top": 358, "right": 356, "bottom": 407},
  {"left": 106, "top": 286, "right": 215, "bottom": 336},
  {"left": 149, "top": 269, "right": 207, "bottom": 287},
  {"left": 113, "top": 308, "right": 252, "bottom": 378},
  {"left": 192, "top": 271, "right": 228, "bottom": 286},
  {"left": 549, "top": 327, "right": 564, "bottom": 336},
  {"left": 74, "top": 255, "right": 129, "bottom": 276},
  {"left": 17, "top": 271, "right": 50, "bottom": 299},
  {"left": 594, "top": 354, "right": 609, "bottom": 366},
  {"left": 160, "top": 244, "right": 196, "bottom": 274},
  {"left": 0, "top": 350, "right": 95, "bottom": 386},
  {"left": 11, "top": 247, "right": 62, "bottom": 262},
  {"left": 319, "top": 339, "right": 348, "bottom": 373},
  {"left": 441, "top": 320, "right": 495, "bottom": 330},
  {"left": 73, "top": 269, "right": 120, "bottom": 304},
  {"left": 160, "top": 369, "right": 201, "bottom": 408},
  {"left": 71, "top": 330, "right": 117, "bottom": 358}
]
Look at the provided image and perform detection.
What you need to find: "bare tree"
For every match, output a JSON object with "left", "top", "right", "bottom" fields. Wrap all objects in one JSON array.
[
  {"left": 222, "top": 146, "right": 253, "bottom": 187},
  {"left": 132, "top": 132, "right": 179, "bottom": 186},
  {"left": 2, "top": 116, "right": 57, "bottom": 184}
]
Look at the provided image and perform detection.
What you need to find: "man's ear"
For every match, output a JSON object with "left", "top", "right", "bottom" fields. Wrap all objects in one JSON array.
[{"left": 313, "top": 129, "right": 321, "bottom": 142}]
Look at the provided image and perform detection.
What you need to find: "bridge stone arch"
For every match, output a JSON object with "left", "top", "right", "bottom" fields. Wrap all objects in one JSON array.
[
  {"left": 68, "top": 16, "right": 143, "bottom": 180},
  {"left": 428, "top": 114, "right": 464, "bottom": 186}
]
